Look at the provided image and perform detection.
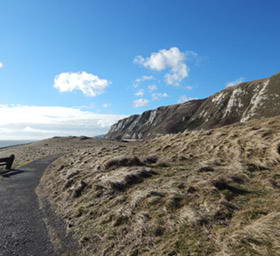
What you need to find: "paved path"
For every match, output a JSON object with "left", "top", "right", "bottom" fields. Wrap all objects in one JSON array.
[{"left": 0, "top": 156, "right": 60, "bottom": 256}]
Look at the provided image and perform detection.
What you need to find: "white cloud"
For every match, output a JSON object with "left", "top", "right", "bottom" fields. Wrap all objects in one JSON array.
[
  {"left": 0, "top": 62, "right": 4, "bottom": 68},
  {"left": 134, "top": 89, "right": 145, "bottom": 97},
  {"left": 148, "top": 84, "right": 158, "bottom": 92},
  {"left": 152, "top": 92, "right": 168, "bottom": 101},
  {"left": 102, "top": 103, "right": 111, "bottom": 108},
  {"left": 54, "top": 72, "right": 111, "bottom": 97},
  {"left": 185, "top": 85, "right": 193, "bottom": 90},
  {"left": 134, "top": 47, "right": 189, "bottom": 86},
  {"left": 0, "top": 105, "right": 126, "bottom": 140},
  {"left": 226, "top": 77, "right": 245, "bottom": 88},
  {"left": 177, "top": 95, "right": 196, "bottom": 104},
  {"left": 133, "top": 98, "right": 149, "bottom": 108},
  {"left": 133, "top": 75, "right": 154, "bottom": 88}
]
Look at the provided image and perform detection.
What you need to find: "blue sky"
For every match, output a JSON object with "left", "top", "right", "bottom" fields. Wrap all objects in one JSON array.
[{"left": 0, "top": 0, "right": 280, "bottom": 139}]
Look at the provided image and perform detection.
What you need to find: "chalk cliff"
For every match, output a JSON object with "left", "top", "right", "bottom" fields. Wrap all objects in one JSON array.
[{"left": 106, "top": 72, "right": 280, "bottom": 140}]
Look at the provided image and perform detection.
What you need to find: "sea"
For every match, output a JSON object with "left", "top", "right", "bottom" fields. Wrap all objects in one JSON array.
[{"left": 0, "top": 140, "right": 35, "bottom": 149}]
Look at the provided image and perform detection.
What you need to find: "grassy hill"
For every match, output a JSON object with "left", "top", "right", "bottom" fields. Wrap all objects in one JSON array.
[{"left": 36, "top": 115, "right": 280, "bottom": 256}]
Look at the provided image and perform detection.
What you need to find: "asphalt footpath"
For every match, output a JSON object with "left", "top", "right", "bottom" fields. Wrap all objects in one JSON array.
[{"left": 0, "top": 155, "right": 60, "bottom": 256}]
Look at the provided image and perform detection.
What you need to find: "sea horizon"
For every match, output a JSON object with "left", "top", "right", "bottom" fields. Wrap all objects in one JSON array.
[{"left": 0, "top": 140, "right": 36, "bottom": 149}]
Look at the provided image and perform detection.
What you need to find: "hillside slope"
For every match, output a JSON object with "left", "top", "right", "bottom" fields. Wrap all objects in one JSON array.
[
  {"left": 106, "top": 72, "right": 280, "bottom": 140},
  {"left": 39, "top": 115, "right": 280, "bottom": 256}
]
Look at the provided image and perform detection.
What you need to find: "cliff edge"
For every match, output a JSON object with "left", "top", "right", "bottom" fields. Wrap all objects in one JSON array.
[{"left": 106, "top": 72, "right": 280, "bottom": 140}]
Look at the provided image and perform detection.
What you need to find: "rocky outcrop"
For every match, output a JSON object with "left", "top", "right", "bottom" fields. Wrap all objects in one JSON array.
[{"left": 106, "top": 72, "right": 280, "bottom": 140}]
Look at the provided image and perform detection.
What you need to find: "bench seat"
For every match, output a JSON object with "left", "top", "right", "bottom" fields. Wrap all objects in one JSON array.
[{"left": 0, "top": 155, "right": 15, "bottom": 170}]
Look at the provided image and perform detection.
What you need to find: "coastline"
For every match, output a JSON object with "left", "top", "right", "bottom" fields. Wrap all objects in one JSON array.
[{"left": 0, "top": 142, "right": 35, "bottom": 151}]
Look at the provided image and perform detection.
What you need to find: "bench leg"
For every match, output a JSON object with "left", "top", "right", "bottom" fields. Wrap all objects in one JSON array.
[{"left": 5, "top": 155, "right": 15, "bottom": 170}]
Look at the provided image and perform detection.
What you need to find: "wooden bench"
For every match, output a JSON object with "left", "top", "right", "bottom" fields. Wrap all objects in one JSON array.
[{"left": 0, "top": 154, "right": 15, "bottom": 170}]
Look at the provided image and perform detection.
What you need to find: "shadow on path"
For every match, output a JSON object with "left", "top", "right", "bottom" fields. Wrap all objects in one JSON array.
[
  {"left": 0, "top": 169, "right": 27, "bottom": 178},
  {"left": 0, "top": 155, "right": 61, "bottom": 256}
]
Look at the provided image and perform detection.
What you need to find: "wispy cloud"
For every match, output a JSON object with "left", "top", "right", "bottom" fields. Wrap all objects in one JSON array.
[
  {"left": 0, "top": 62, "right": 4, "bottom": 69},
  {"left": 152, "top": 92, "right": 168, "bottom": 101},
  {"left": 134, "top": 89, "right": 145, "bottom": 97},
  {"left": 226, "top": 77, "right": 245, "bottom": 88},
  {"left": 148, "top": 84, "right": 158, "bottom": 92},
  {"left": 186, "top": 51, "right": 198, "bottom": 58},
  {"left": 133, "top": 98, "right": 149, "bottom": 107},
  {"left": 177, "top": 95, "right": 196, "bottom": 104},
  {"left": 185, "top": 85, "right": 193, "bottom": 90},
  {"left": 54, "top": 72, "right": 111, "bottom": 97},
  {"left": 102, "top": 103, "right": 111, "bottom": 108},
  {"left": 133, "top": 75, "right": 154, "bottom": 88},
  {"left": 186, "top": 51, "right": 207, "bottom": 67},
  {"left": 134, "top": 47, "right": 188, "bottom": 86},
  {"left": 0, "top": 105, "right": 126, "bottom": 140},
  {"left": 74, "top": 103, "right": 95, "bottom": 110}
]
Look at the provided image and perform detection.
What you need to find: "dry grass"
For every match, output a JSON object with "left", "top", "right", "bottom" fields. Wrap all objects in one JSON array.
[
  {"left": 0, "top": 136, "right": 125, "bottom": 169},
  {"left": 4, "top": 117, "right": 280, "bottom": 255}
]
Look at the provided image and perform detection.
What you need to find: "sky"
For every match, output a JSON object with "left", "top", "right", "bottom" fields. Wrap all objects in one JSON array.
[{"left": 1, "top": 0, "right": 280, "bottom": 139}]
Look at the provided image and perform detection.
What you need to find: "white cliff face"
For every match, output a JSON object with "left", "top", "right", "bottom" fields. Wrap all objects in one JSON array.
[
  {"left": 223, "top": 88, "right": 245, "bottom": 118},
  {"left": 114, "top": 120, "right": 126, "bottom": 131},
  {"left": 127, "top": 115, "right": 141, "bottom": 131},
  {"left": 106, "top": 73, "right": 280, "bottom": 140},
  {"left": 212, "top": 92, "right": 225, "bottom": 103},
  {"left": 109, "top": 123, "right": 119, "bottom": 133},
  {"left": 241, "top": 79, "right": 270, "bottom": 123},
  {"left": 146, "top": 110, "right": 158, "bottom": 126},
  {"left": 106, "top": 115, "right": 140, "bottom": 138}
]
